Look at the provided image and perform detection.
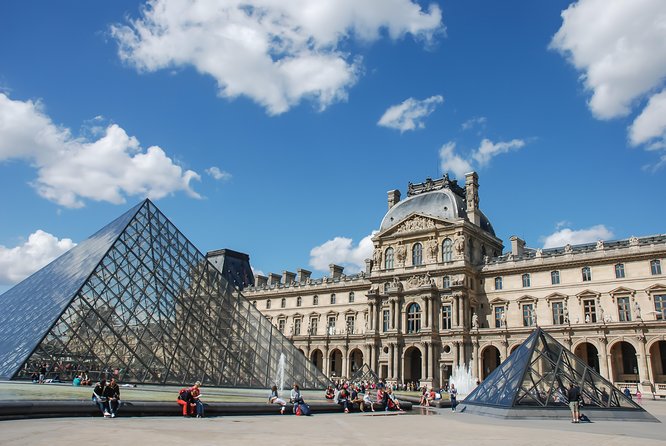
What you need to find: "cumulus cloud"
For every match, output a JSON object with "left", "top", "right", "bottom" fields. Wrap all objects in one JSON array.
[
  {"left": 309, "top": 232, "right": 376, "bottom": 273},
  {"left": 0, "top": 93, "right": 200, "bottom": 208},
  {"left": 551, "top": 0, "right": 666, "bottom": 166},
  {"left": 629, "top": 89, "right": 666, "bottom": 150},
  {"left": 111, "top": 0, "right": 444, "bottom": 115},
  {"left": 0, "top": 230, "right": 76, "bottom": 285},
  {"left": 378, "top": 95, "right": 443, "bottom": 132},
  {"left": 206, "top": 166, "right": 232, "bottom": 181},
  {"left": 439, "top": 138, "right": 526, "bottom": 179},
  {"left": 541, "top": 224, "right": 614, "bottom": 249}
]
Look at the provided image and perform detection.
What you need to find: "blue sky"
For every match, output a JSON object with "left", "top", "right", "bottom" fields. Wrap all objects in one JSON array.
[{"left": 1, "top": 0, "right": 666, "bottom": 293}]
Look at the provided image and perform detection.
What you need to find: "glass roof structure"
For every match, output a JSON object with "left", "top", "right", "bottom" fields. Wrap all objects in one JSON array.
[
  {"left": 0, "top": 199, "right": 329, "bottom": 389},
  {"left": 350, "top": 364, "right": 380, "bottom": 384},
  {"left": 462, "top": 328, "right": 648, "bottom": 416}
]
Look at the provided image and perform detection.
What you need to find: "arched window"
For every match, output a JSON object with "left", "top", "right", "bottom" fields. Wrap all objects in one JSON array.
[
  {"left": 349, "top": 292, "right": 355, "bottom": 303},
  {"left": 296, "top": 296, "right": 302, "bottom": 307},
  {"left": 522, "top": 273, "right": 531, "bottom": 288},
  {"left": 443, "top": 275, "right": 451, "bottom": 288},
  {"left": 281, "top": 298, "right": 286, "bottom": 308},
  {"left": 582, "top": 266, "right": 591, "bottom": 282},
  {"left": 330, "top": 294, "right": 336, "bottom": 305},
  {"left": 412, "top": 243, "right": 423, "bottom": 266},
  {"left": 266, "top": 299, "right": 271, "bottom": 309},
  {"left": 407, "top": 303, "right": 421, "bottom": 333},
  {"left": 313, "top": 295, "right": 319, "bottom": 306},
  {"left": 385, "top": 247, "right": 394, "bottom": 270},
  {"left": 442, "top": 238, "right": 453, "bottom": 262}
]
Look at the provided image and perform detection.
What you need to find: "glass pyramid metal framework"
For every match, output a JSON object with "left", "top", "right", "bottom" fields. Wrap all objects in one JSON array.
[
  {"left": 349, "top": 364, "right": 380, "bottom": 384},
  {"left": 0, "top": 199, "right": 330, "bottom": 389},
  {"left": 460, "top": 328, "right": 655, "bottom": 420}
]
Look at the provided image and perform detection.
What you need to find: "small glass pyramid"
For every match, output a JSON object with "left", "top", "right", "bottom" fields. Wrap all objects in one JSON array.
[
  {"left": 460, "top": 328, "right": 655, "bottom": 420},
  {"left": 350, "top": 364, "right": 380, "bottom": 384},
  {"left": 0, "top": 200, "right": 329, "bottom": 389}
]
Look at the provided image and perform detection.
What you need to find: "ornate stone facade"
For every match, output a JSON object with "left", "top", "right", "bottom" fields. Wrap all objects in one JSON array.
[{"left": 240, "top": 173, "right": 666, "bottom": 397}]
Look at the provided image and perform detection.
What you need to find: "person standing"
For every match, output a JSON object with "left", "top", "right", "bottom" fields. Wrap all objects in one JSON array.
[
  {"left": 449, "top": 384, "right": 458, "bottom": 412},
  {"left": 567, "top": 383, "right": 581, "bottom": 423}
]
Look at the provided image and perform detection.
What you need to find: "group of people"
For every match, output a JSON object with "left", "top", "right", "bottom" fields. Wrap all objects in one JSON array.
[
  {"left": 177, "top": 381, "right": 205, "bottom": 418},
  {"left": 328, "top": 381, "right": 402, "bottom": 413},
  {"left": 269, "top": 383, "right": 310, "bottom": 415},
  {"left": 418, "top": 384, "right": 458, "bottom": 411},
  {"left": 91, "top": 377, "right": 121, "bottom": 418}
]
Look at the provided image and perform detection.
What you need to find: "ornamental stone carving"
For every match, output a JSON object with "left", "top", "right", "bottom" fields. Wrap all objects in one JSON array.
[
  {"left": 405, "top": 272, "right": 434, "bottom": 289},
  {"left": 373, "top": 248, "right": 382, "bottom": 269},
  {"left": 564, "top": 244, "right": 573, "bottom": 253},
  {"left": 629, "top": 236, "right": 639, "bottom": 246},
  {"left": 454, "top": 234, "right": 465, "bottom": 258},
  {"left": 426, "top": 238, "right": 438, "bottom": 260},
  {"left": 596, "top": 240, "right": 605, "bottom": 250},
  {"left": 395, "top": 216, "right": 436, "bottom": 234},
  {"left": 396, "top": 244, "right": 406, "bottom": 265}
]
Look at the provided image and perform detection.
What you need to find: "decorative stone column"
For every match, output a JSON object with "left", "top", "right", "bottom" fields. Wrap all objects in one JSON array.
[
  {"left": 323, "top": 346, "right": 330, "bottom": 377},
  {"left": 388, "top": 342, "right": 395, "bottom": 379},
  {"left": 472, "top": 339, "right": 480, "bottom": 380},
  {"left": 597, "top": 336, "right": 609, "bottom": 380},
  {"left": 421, "top": 342, "right": 428, "bottom": 383},
  {"left": 342, "top": 346, "right": 349, "bottom": 379},
  {"left": 428, "top": 342, "right": 436, "bottom": 382},
  {"left": 423, "top": 297, "right": 430, "bottom": 328},
  {"left": 452, "top": 341, "right": 460, "bottom": 369},
  {"left": 637, "top": 334, "right": 652, "bottom": 392}
]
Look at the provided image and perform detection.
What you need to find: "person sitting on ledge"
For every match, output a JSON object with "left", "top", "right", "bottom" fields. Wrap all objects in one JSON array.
[
  {"left": 361, "top": 391, "right": 375, "bottom": 412},
  {"left": 384, "top": 387, "right": 401, "bottom": 411},
  {"left": 178, "top": 382, "right": 203, "bottom": 418},
  {"left": 269, "top": 385, "right": 287, "bottom": 414},
  {"left": 334, "top": 386, "right": 351, "bottom": 413},
  {"left": 325, "top": 385, "right": 335, "bottom": 400},
  {"left": 290, "top": 383, "right": 304, "bottom": 414},
  {"left": 92, "top": 378, "right": 111, "bottom": 417},
  {"left": 106, "top": 377, "right": 121, "bottom": 418}
]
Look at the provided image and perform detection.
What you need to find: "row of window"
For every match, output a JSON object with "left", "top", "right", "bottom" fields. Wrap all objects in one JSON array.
[
  {"left": 276, "top": 314, "right": 358, "bottom": 336},
  {"left": 494, "top": 260, "right": 662, "bottom": 290},
  {"left": 258, "top": 292, "right": 356, "bottom": 310},
  {"left": 492, "top": 295, "right": 666, "bottom": 328},
  {"left": 384, "top": 239, "right": 456, "bottom": 269}
]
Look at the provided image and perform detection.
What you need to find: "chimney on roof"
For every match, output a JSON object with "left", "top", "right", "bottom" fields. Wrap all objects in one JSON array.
[
  {"left": 255, "top": 275, "right": 268, "bottom": 287},
  {"left": 282, "top": 270, "right": 296, "bottom": 285},
  {"left": 268, "top": 273, "right": 281, "bottom": 285},
  {"left": 465, "top": 172, "right": 481, "bottom": 226},
  {"left": 510, "top": 236, "right": 525, "bottom": 257},
  {"left": 297, "top": 268, "right": 311, "bottom": 283},
  {"left": 387, "top": 189, "right": 401, "bottom": 210},
  {"left": 329, "top": 264, "right": 344, "bottom": 280}
]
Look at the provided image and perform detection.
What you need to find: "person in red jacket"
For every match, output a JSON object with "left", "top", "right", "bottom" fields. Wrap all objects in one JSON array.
[{"left": 177, "top": 381, "right": 203, "bottom": 417}]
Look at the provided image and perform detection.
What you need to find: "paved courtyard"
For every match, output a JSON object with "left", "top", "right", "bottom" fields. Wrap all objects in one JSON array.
[{"left": 2, "top": 400, "right": 665, "bottom": 446}]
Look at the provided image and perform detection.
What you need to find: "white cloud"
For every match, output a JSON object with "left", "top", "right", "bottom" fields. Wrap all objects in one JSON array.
[
  {"left": 206, "top": 166, "right": 232, "bottom": 181},
  {"left": 439, "top": 142, "right": 473, "bottom": 179},
  {"left": 461, "top": 116, "right": 487, "bottom": 131},
  {"left": 0, "top": 93, "right": 201, "bottom": 208},
  {"left": 0, "top": 230, "right": 76, "bottom": 285},
  {"left": 309, "top": 231, "right": 376, "bottom": 273},
  {"left": 629, "top": 89, "right": 666, "bottom": 149},
  {"left": 439, "top": 138, "right": 526, "bottom": 179},
  {"left": 541, "top": 224, "right": 614, "bottom": 249},
  {"left": 551, "top": 0, "right": 666, "bottom": 120},
  {"left": 378, "top": 95, "right": 443, "bottom": 132},
  {"left": 551, "top": 0, "right": 666, "bottom": 167},
  {"left": 472, "top": 138, "right": 525, "bottom": 167},
  {"left": 111, "top": 0, "right": 444, "bottom": 115}
]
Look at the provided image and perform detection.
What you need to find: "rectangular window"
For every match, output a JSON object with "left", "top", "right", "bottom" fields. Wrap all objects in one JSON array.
[
  {"left": 310, "top": 317, "right": 318, "bottom": 335},
  {"left": 346, "top": 315, "right": 355, "bottom": 334},
  {"left": 522, "top": 274, "right": 531, "bottom": 288},
  {"left": 651, "top": 260, "right": 662, "bottom": 275},
  {"left": 278, "top": 319, "right": 286, "bottom": 333},
  {"left": 494, "top": 277, "right": 502, "bottom": 290},
  {"left": 330, "top": 294, "right": 336, "bottom": 305},
  {"left": 327, "top": 316, "right": 336, "bottom": 335},
  {"left": 294, "top": 318, "right": 301, "bottom": 335},
  {"left": 583, "top": 299, "right": 597, "bottom": 323},
  {"left": 551, "top": 271, "right": 560, "bottom": 285},
  {"left": 617, "top": 297, "right": 631, "bottom": 322},
  {"left": 615, "top": 263, "right": 625, "bottom": 279},
  {"left": 582, "top": 267, "right": 591, "bottom": 282},
  {"left": 522, "top": 304, "right": 534, "bottom": 327},
  {"left": 441, "top": 305, "right": 452, "bottom": 329},
  {"left": 552, "top": 301, "right": 564, "bottom": 325},
  {"left": 494, "top": 306, "right": 505, "bottom": 328},
  {"left": 654, "top": 295, "right": 666, "bottom": 321},
  {"left": 383, "top": 309, "right": 390, "bottom": 332}
]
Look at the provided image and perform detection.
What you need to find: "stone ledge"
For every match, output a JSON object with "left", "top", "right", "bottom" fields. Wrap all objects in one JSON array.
[{"left": 0, "top": 400, "right": 412, "bottom": 421}]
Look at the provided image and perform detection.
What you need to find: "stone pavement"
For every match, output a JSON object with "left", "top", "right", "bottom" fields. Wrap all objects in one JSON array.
[{"left": 2, "top": 400, "right": 665, "bottom": 446}]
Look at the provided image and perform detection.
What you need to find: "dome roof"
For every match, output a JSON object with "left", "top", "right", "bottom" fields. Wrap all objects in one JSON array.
[
  {"left": 379, "top": 189, "right": 466, "bottom": 231},
  {"left": 379, "top": 188, "right": 496, "bottom": 236}
]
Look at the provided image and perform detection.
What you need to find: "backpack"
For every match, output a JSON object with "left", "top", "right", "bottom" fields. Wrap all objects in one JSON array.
[{"left": 299, "top": 403, "right": 311, "bottom": 416}]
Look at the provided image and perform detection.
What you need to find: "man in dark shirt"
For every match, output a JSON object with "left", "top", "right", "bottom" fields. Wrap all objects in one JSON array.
[
  {"left": 105, "top": 377, "right": 121, "bottom": 418},
  {"left": 567, "top": 383, "right": 581, "bottom": 423}
]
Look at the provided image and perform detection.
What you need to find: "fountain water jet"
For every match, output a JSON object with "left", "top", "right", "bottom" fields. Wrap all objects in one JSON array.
[
  {"left": 273, "top": 353, "right": 286, "bottom": 395},
  {"left": 449, "top": 361, "right": 477, "bottom": 397}
]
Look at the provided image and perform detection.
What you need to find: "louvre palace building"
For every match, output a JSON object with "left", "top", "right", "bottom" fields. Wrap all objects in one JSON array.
[{"left": 240, "top": 172, "right": 666, "bottom": 397}]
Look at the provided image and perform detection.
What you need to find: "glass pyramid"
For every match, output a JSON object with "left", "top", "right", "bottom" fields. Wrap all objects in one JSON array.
[
  {"left": 350, "top": 364, "right": 380, "bottom": 384},
  {"left": 0, "top": 199, "right": 330, "bottom": 389},
  {"left": 463, "top": 328, "right": 643, "bottom": 411}
]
